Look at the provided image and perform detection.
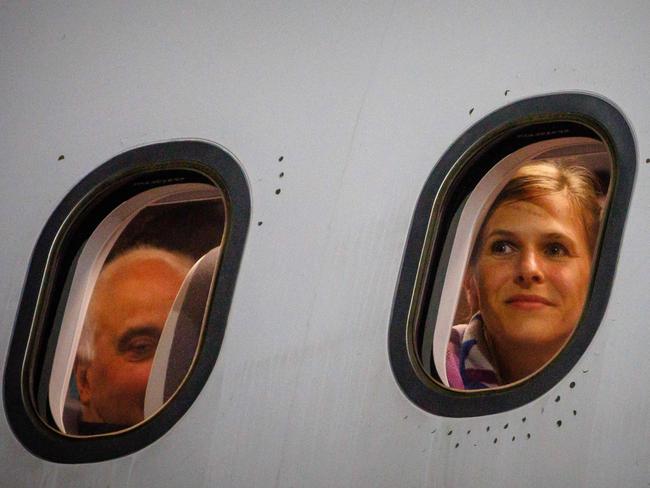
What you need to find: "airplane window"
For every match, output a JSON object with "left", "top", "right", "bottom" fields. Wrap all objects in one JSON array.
[
  {"left": 48, "top": 183, "right": 225, "bottom": 435},
  {"left": 428, "top": 138, "right": 611, "bottom": 390},
  {"left": 388, "top": 94, "right": 635, "bottom": 417},
  {"left": 4, "top": 140, "right": 250, "bottom": 462}
]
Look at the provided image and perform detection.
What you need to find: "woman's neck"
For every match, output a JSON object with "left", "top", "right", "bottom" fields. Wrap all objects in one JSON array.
[{"left": 486, "top": 333, "right": 567, "bottom": 384}]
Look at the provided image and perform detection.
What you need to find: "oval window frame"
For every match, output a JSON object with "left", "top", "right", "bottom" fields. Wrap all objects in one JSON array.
[
  {"left": 388, "top": 93, "right": 636, "bottom": 417},
  {"left": 3, "top": 140, "right": 250, "bottom": 462}
]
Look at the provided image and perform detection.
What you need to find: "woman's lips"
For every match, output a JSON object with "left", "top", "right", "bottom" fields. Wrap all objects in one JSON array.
[{"left": 505, "top": 294, "right": 553, "bottom": 310}]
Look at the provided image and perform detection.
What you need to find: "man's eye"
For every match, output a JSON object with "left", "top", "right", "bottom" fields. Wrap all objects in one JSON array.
[
  {"left": 124, "top": 337, "right": 158, "bottom": 361},
  {"left": 545, "top": 242, "right": 569, "bottom": 257},
  {"left": 490, "top": 240, "right": 515, "bottom": 255}
]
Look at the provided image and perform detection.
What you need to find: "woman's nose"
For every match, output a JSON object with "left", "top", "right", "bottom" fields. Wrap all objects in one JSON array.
[{"left": 515, "top": 250, "right": 544, "bottom": 286}]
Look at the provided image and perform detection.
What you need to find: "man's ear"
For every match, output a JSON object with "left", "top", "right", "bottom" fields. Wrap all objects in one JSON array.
[{"left": 75, "top": 360, "right": 91, "bottom": 406}]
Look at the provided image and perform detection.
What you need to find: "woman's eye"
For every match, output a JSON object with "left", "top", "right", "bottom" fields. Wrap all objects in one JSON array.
[
  {"left": 490, "top": 240, "right": 515, "bottom": 255},
  {"left": 545, "top": 242, "right": 569, "bottom": 257}
]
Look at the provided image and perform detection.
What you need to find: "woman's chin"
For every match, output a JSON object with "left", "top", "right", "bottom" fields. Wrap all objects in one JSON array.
[
  {"left": 505, "top": 301, "right": 551, "bottom": 311},
  {"left": 498, "top": 315, "right": 573, "bottom": 347}
]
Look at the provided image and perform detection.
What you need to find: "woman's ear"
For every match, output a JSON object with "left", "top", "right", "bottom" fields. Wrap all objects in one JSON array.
[
  {"left": 75, "top": 360, "right": 91, "bottom": 406},
  {"left": 463, "top": 270, "right": 479, "bottom": 314}
]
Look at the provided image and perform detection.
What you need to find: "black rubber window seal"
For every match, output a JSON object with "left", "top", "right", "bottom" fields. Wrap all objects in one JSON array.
[
  {"left": 388, "top": 93, "right": 636, "bottom": 417},
  {"left": 3, "top": 140, "right": 250, "bottom": 462}
]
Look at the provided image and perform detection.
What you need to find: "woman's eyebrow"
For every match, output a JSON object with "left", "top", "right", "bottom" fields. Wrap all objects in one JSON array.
[
  {"left": 543, "top": 232, "right": 573, "bottom": 241},
  {"left": 487, "top": 229, "right": 577, "bottom": 241},
  {"left": 541, "top": 231, "right": 586, "bottom": 248}
]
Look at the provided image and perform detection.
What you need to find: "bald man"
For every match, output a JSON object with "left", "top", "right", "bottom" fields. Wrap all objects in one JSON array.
[{"left": 74, "top": 246, "right": 193, "bottom": 433}]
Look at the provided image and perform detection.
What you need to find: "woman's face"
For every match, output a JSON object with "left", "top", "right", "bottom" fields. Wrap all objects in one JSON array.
[{"left": 472, "top": 192, "right": 593, "bottom": 349}]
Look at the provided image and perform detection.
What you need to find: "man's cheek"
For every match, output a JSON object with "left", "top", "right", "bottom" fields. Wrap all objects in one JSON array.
[{"left": 119, "top": 362, "right": 154, "bottom": 395}]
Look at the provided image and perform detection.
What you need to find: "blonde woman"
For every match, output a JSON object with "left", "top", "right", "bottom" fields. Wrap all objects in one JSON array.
[{"left": 446, "top": 162, "right": 602, "bottom": 389}]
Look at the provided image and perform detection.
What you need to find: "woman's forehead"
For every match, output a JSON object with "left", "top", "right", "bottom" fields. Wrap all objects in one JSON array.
[{"left": 485, "top": 195, "right": 588, "bottom": 242}]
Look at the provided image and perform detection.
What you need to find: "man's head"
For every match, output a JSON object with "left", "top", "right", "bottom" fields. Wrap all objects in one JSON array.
[{"left": 75, "top": 246, "right": 193, "bottom": 428}]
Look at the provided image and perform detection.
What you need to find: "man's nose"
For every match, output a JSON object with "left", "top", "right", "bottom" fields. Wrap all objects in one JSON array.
[{"left": 515, "top": 249, "right": 544, "bottom": 286}]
